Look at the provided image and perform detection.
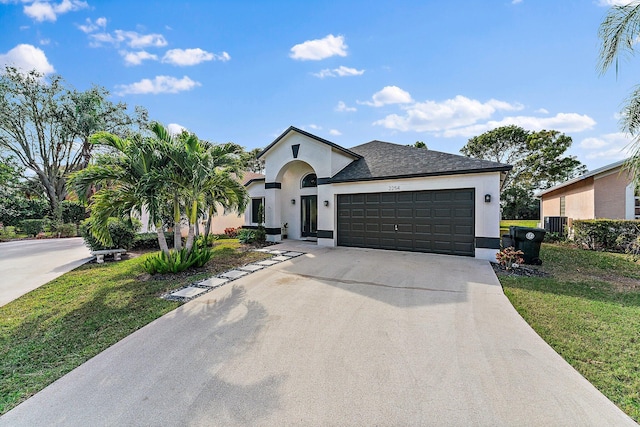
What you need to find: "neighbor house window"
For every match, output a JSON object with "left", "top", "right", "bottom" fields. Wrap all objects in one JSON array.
[
  {"left": 301, "top": 173, "right": 317, "bottom": 188},
  {"left": 560, "top": 196, "right": 566, "bottom": 216},
  {"left": 251, "top": 198, "right": 264, "bottom": 223}
]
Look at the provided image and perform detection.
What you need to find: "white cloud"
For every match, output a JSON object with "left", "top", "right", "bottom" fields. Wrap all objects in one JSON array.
[
  {"left": 535, "top": 108, "right": 549, "bottom": 114},
  {"left": 120, "top": 50, "right": 157, "bottom": 66},
  {"left": 329, "top": 129, "right": 342, "bottom": 136},
  {"left": 359, "top": 85, "right": 413, "bottom": 107},
  {"left": 313, "top": 65, "right": 364, "bottom": 78},
  {"left": 115, "top": 75, "right": 201, "bottom": 96},
  {"left": 580, "top": 132, "right": 632, "bottom": 160},
  {"left": 598, "top": 0, "right": 635, "bottom": 6},
  {"left": 24, "top": 0, "right": 88, "bottom": 22},
  {"left": 307, "top": 124, "right": 322, "bottom": 130},
  {"left": 335, "top": 101, "right": 357, "bottom": 112},
  {"left": 374, "top": 95, "right": 518, "bottom": 132},
  {"left": 290, "top": 34, "right": 347, "bottom": 61},
  {"left": 167, "top": 123, "right": 187, "bottom": 135},
  {"left": 90, "top": 30, "right": 167, "bottom": 49},
  {"left": 512, "top": 0, "right": 523, "bottom": 4},
  {"left": 369, "top": 94, "right": 592, "bottom": 138},
  {"left": 441, "top": 112, "right": 596, "bottom": 138},
  {"left": 78, "top": 17, "right": 107, "bottom": 34},
  {"left": 39, "top": 38, "right": 50, "bottom": 45},
  {"left": 0, "top": 44, "right": 54, "bottom": 74},
  {"left": 161, "top": 48, "right": 229, "bottom": 66}
]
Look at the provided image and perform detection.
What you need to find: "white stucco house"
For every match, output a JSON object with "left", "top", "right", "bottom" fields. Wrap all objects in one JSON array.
[{"left": 243, "top": 126, "right": 512, "bottom": 261}]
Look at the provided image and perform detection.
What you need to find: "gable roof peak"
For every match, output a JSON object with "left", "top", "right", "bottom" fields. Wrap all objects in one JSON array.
[{"left": 257, "top": 126, "right": 361, "bottom": 160}]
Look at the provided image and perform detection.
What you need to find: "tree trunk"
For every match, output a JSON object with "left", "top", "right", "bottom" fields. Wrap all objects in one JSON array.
[
  {"left": 173, "top": 195, "right": 181, "bottom": 250},
  {"left": 184, "top": 200, "right": 198, "bottom": 253},
  {"left": 204, "top": 207, "right": 213, "bottom": 238},
  {"left": 155, "top": 222, "right": 170, "bottom": 255}
]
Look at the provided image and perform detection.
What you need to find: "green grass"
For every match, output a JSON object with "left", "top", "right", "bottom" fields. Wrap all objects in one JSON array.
[
  {"left": 0, "top": 239, "right": 269, "bottom": 415},
  {"left": 500, "top": 219, "right": 540, "bottom": 236},
  {"left": 500, "top": 244, "right": 640, "bottom": 421}
]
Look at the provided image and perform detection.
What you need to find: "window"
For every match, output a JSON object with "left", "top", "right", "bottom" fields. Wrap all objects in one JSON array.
[
  {"left": 560, "top": 196, "right": 566, "bottom": 216},
  {"left": 251, "top": 198, "right": 264, "bottom": 224},
  {"left": 301, "top": 173, "right": 317, "bottom": 188}
]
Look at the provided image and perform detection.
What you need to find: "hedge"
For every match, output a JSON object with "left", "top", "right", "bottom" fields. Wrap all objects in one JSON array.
[
  {"left": 573, "top": 219, "right": 640, "bottom": 252},
  {"left": 20, "top": 218, "right": 47, "bottom": 237}
]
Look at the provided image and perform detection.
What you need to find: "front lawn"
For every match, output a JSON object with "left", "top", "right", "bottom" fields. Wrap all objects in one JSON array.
[
  {"left": 499, "top": 244, "right": 640, "bottom": 422},
  {"left": 0, "top": 239, "right": 269, "bottom": 415}
]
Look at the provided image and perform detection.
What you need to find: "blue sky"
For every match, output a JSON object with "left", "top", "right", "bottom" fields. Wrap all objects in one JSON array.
[{"left": 1, "top": 0, "right": 639, "bottom": 171}]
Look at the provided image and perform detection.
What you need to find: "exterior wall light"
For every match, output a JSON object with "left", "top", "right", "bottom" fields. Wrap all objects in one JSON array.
[
  {"left": 484, "top": 194, "right": 491, "bottom": 203},
  {"left": 324, "top": 200, "right": 329, "bottom": 207},
  {"left": 291, "top": 199, "right": 296, "bottom": 205}
]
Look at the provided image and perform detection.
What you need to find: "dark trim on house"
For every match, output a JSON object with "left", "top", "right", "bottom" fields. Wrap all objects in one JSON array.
[
  {"left": 475, "top": 237, "right": 501, "bottom": 249},
  {"left": 317, "top": 177, "right": 332, "bottom": 185},
  {"left": 258, "top": 126, "right": 362, "bottom": 160},
  {"left": 317, "top": 230, "right": 334, "bottom": 239},
  {"left": 292, "top": 144, "right": 300, "bottom": 158},
  {"left": 265, "top": 182, "right": 282, "bottom": 189},
  {"left": 242, "top": 225, "right": 258, "bottom": 230},
  {"left": 243, "top": 178, "right": 265, "bottom": 187},
  {"left": 329, "top": 167, "right": 512, "bottom": 184},
  {"left": 265, "top": 227, "right": 281, "bottom": 235}
]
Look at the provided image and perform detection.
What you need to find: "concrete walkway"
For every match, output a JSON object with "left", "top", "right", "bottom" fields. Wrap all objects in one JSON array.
[
  {"left": 0, "top": 238, "right": 92, "bottom": 306},
  {"left": 1, "top": 243, "right": 635, "bottom": 426}
]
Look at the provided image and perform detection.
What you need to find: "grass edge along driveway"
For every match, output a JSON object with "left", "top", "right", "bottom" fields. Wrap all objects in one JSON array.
[
  {"left": 0, "top": 239, "right": 269, "bottom": 415},
  {"left": 500, "top": 244, "right": 640, "bottom": 422}
]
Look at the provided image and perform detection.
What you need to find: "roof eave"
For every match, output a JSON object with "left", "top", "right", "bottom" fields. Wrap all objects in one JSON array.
[{"left": 329, "top": 166, "right": 512, "bottom": 184}]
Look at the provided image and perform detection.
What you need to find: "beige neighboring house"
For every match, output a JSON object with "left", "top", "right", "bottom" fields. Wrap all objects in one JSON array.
[
  {"left": 139, "top": 172, "right": 263, "bottom": 235},
  {"left": 538, "top": 159, "right": 637, "bottom": 221}
]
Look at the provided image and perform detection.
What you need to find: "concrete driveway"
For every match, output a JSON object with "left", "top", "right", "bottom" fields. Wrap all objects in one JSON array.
[
  {"left": 0, "top": 238, "right": 92, "bottom": 306},
  {"left": 1, "top": 243, "right": 634, "bottom": 426}
]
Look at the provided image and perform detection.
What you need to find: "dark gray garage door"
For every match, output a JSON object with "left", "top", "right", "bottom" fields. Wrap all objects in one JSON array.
[{"left": 337, "top": 189, "right": 475, "bottom": 256}]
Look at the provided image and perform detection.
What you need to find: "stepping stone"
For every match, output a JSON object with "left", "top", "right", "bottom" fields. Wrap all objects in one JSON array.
[
  {"left": 199, "top": 277, "right": 229, "bottom": 288},
  {"left": 269, "top": 250, "right": 288, "bottom": 254},
  {"left": 253, "top": 248, "right": 271, "bottom": 253},
  {"left": 239, "top": 264, "right": 263, "bottom": 272},
  {"left": 220, "top": 270, "right": 248, "bottom": 280},
  {"left": 283, "top": 251, "right": 304, "bottom": 257},
  {"left": 171, "top": 287, "right": 207, "bottom": 298},
  {"left": 271, "top": 255, "right": 291, "bottom": 262},
  {"left": 256, "top": 259, "right": 280, "bottom": 266}
]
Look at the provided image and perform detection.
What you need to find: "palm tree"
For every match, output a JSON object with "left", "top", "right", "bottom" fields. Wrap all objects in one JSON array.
[
  {"left": 67, "top": 132, "right": 171, "bottom": 254},
  {"left": 599, "top": 1, "right": 640, "bottom": 178},
  {"left": 164, "top": 129, "right": 247, "bottom": 253}
]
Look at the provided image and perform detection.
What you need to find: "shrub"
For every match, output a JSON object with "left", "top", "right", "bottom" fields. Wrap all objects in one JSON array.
[
  {"left": 52, "top": 222, "right": 78, "bottom": 238},
  {"left": 496, "top": 246, "right": 525, "bottom": 269},
  {"left": 20, "top": 218, "right": 47, "bottom": 237},
  {"left": 61, "top": 200, "right": 87, "bottom": 224},
  {"left": 80, "top": 218, "right": 140, "bottom": 251},
  {"left": 131, "top": 232, "right": 174, "bottom": 250},
  {"left": 224, "top": 227, "right": 238, "bottom": 238},
  {"left": 573, "top": 219, "right": 640, "bottom": 252},
  {"left": 0, "top": 225, "right": 17, "bottom": 241},
  {"left": 543, "top": 231, "right": 566, "bottom": 243},
  {"left": 196, "top": 234, "right": 219, "bottom": 248},
  {"left": 142, "top": 245, "right": 214, "bottom": 274},
  {"left": 255, "top": 226, "right": 266, "bottom": 243},
  {"left": 237, "top": 228, "right": 256, "bottom": 243}
]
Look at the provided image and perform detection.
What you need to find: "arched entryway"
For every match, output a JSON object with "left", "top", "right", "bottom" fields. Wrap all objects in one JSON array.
[{"left": 276, "top": 160, "right": 317, "bottom": 240}]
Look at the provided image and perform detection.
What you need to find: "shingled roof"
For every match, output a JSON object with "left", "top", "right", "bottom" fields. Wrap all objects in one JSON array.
[{"left": 330, "top": 140, "right": 512, "bottom": 183}]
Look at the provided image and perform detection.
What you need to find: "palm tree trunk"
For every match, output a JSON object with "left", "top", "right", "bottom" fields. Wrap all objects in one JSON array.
[
  {"left": 185, "top": 200, "right": 198, "bottom": 252},
  {"left": 173, "top": 194, "right": 181, "bottom": 250},
  {"left": 204, "top": 206, "right": 213, "bottom": 238},
  {"left": 155, "top": 221, "right": 170, "bottom": 255}
]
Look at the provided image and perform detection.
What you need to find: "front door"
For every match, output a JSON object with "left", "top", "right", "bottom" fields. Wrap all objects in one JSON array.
[{"left": 301, "top": 195, "right": 318, "bottom": 237}]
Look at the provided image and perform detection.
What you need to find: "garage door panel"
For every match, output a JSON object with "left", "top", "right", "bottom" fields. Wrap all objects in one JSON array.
[{"left": 337, "top": 189, "right": 475, "bottom": 256}]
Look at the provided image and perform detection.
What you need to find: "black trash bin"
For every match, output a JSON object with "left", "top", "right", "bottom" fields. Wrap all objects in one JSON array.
[{"left": 509, "top": 226, "right": 546, "bottom": 265}]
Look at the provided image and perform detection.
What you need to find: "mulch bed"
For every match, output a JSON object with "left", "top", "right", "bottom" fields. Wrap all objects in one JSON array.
[{"left": 491, "top": 262, "right": 550, "bottom": 278}]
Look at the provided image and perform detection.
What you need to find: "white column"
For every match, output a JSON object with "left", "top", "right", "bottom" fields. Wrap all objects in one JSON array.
[{"left": 265, "top": 186, "right": 282, "bottom": 242}]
